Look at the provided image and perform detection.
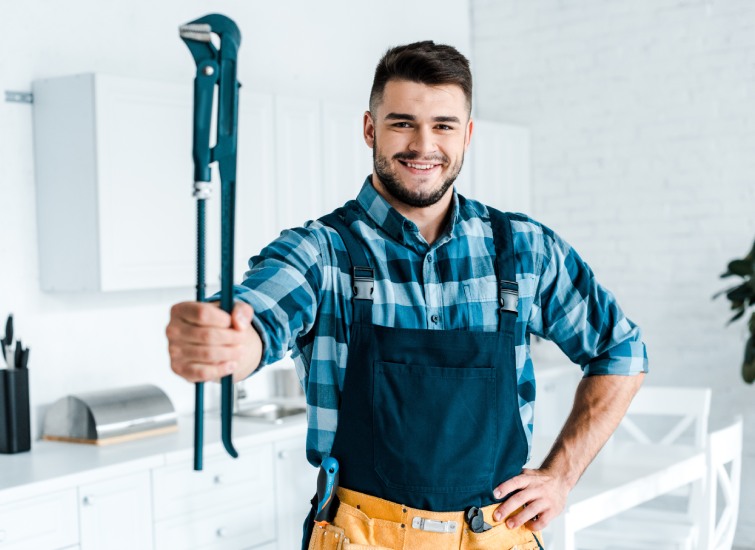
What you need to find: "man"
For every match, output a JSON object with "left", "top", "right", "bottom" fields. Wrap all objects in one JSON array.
[{"left": 166, "top": 41, "right": 647, "bottom": 549}]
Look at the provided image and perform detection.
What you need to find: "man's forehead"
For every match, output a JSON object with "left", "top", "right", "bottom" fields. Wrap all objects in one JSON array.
[{"left": 378, "top": 80, "right": 468, "bottom": 115}]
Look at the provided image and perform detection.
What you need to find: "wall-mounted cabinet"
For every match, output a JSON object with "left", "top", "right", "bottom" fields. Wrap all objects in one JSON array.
[{"left": 461, "top": 120, "right": 531, "bottom": 215}]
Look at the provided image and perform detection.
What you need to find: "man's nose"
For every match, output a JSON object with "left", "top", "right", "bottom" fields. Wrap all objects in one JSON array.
[{"left": 408, "top": 126, "right": 437, "bottom": 156}]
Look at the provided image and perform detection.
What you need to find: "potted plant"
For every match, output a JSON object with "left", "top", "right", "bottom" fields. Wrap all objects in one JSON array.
[{"left": 715, "top": 238, "right": 755, "bottom": 383}]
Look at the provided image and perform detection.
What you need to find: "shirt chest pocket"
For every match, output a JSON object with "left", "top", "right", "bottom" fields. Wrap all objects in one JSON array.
[{"left": 462, "top": 279, "right": 500, "bottom": 329}]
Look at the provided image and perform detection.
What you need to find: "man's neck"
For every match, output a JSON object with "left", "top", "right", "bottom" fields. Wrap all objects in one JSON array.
[{"left": 371, "top": 175, "right": 454, "bottom": 246}]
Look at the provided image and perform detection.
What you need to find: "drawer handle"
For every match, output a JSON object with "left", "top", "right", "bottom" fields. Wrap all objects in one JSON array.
[
  {"left": 82, "top": 495, "right": 95, "bottom": 506},
  {"left": 213, "top": 475, "right": 223, "bottom": 485},
  {"left": 216, "top": 527, "right": 228, "bottom": 538},
  {"left": 278, "top": 450, "right": 290, "bottom": 459}
]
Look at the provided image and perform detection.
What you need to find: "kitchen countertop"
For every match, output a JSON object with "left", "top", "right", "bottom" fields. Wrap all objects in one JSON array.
[{"left": 0, "top": 411, "right": 307, "bottom": 504}]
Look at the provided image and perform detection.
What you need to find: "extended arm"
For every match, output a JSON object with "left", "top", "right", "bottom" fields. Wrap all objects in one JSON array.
[{"left": 493, "top": 372, "right": 644, "bottom": 530}]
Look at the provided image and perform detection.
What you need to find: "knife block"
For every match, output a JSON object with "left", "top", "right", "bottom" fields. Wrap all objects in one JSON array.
[{"left": 0, "top": 368, "right": 31, "bottom": 454}]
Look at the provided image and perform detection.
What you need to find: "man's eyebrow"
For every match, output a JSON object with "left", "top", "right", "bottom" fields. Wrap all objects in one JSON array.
[
  {"left": 383, "top": 113, "right": 461, "bottom": 124},
  {"left": 384, "top": 113, "right": 416, "bottom": 121},
  {"left": 433, "top": 116, "right": 461, "bottom": 124}
]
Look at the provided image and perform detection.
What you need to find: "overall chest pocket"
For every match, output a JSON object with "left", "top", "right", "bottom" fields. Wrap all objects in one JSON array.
[{"left": 373, "top": 361, "right": 497, "bottom": 493}]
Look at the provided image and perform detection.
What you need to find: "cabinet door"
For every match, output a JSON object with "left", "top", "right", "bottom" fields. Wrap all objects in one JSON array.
[
  {"left": 0, "top": 489, "right": 79, "bottom": 550},
  {"left": 274, "top": 97, "right": 323, "bottom": 230},
  {"left": 95, "top": 75, "right": 203, "bottom": 291},
  {"left": 321, "top": 101, "right": 372, "bottom": 212},
  {"left": 235, "top": 92, "right": 278, "bottom": 282},
  {"left": 274, "top": 437, "right": 319, "bottom": 550},
  {"left": 78, "top": 471, "right": 153, "bottom": 550},
  {"left": 467, "top": 121, "right": 531, "bottom": 214}
]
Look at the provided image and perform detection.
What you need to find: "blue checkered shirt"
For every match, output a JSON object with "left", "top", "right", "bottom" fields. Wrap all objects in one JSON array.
[{"left": 231, "top": 177, "right": 648, "bottom": 466}]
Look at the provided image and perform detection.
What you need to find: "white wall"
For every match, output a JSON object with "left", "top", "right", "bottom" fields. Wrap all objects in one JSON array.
[
  {"left": 471, "top": 0, "right": 755, "bottom": 545},
  {"left": 0, "top": 0, "right": 471, "bottom": 434}
]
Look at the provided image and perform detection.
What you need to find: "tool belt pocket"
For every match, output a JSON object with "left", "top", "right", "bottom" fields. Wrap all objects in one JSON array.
[{"left": 308, "top": 524, "right": 347, "bottom": 550}]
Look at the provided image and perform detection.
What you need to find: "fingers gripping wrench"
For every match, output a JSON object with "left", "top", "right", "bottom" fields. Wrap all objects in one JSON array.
[{"left": 179, "top": 13, "right": 242, "bottom": 469}]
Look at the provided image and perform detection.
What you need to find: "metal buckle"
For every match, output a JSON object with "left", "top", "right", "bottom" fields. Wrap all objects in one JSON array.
[
  {"left": 352, "top": 266, "right": 374, "bottom": 300},
  {"left": 411, "top": 517, "right": 458, "bottom": 533},
  {"left": 499, "top": 280, "right": 519, "bottom": 313}
]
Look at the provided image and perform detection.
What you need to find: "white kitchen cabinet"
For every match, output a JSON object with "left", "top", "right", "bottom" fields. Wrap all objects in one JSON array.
[
  {"left": 273, "top": 437, "right": 319, "bottom": 550},
  {"left": 234, "top": 92, "right": 277, "bottom": 280},
  {"left": 78, "top": 470, "right": 153, "bottom": 550},
  {"left": 274, "top": 96, "right": 323, "bottom": 231},
  {"left": 465, "top": 120, "right": 531, "bottom": 214},
  {"left": 0, "top": 489, "right": 79, "bottom": 550},
  {"left": 32, "top": 74, "right": 278, "bottom": 292},
  {"left": 321, "top": 101, "right": 372, "bottom": 213},
  {"left": 33, "top": 74, "right": 200, "bottom": 292}
]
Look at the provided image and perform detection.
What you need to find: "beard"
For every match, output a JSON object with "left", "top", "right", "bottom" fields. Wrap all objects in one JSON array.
[{"left": 373, "top": 144, "right": 464, "bottom": 208}]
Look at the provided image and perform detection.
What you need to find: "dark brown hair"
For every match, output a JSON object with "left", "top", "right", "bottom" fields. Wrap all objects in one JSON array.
[{"left": 369, "top": 41, "right": 473, "bottom": 115}]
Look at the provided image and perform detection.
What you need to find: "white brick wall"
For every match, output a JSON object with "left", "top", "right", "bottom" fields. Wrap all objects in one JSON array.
[{"left": 471, "top": 1, "right": 755, "bottom": 545}]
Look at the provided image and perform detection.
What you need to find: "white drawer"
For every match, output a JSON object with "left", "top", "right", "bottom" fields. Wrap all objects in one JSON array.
[
  {"left": 152, "top": 442, "right": 274, "bottom": 521},
  {"left": 0, "top": 489, "right": 79, "bottom": 550},
  {"left": 154, "top": 500, "right": 275, "bottom": 550}
]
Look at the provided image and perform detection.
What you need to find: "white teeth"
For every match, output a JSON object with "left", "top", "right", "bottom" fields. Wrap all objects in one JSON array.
[{"left": 406, "top": 162, "right": 435, "bottom": 170}]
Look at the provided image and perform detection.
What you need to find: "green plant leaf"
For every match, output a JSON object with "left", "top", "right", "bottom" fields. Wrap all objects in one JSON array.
[
  {"left": 743, "top": 335, "right": 755, "bottom": 384},
  {"left": 728, "top": 309, "right": 745, "bottom": 323},
  {"left": 726, "top": 283, "right": 754, "bottom": 303},
  {"left": 727, "top": 259, "right": 755, "bottom": 278},
  {"left": 713, "top": 285, "right": 743, "bottom": 300}
]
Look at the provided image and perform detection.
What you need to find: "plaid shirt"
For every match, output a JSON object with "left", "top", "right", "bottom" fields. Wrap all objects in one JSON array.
[{"left": 232, "top": 177, "right": 648, "bottom": 466}]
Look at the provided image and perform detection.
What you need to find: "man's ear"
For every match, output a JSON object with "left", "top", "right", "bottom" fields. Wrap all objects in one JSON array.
[
  {"left": 364, "top": 111, "right": 375, "bottom": 148},
  {"left": 464, "top": 118, "right": 474, "bottom": 151}
]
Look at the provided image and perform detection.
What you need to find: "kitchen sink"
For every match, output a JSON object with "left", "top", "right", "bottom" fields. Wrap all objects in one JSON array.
[{"left": 234, "top": 401, "right": 307, "bottom": 424}]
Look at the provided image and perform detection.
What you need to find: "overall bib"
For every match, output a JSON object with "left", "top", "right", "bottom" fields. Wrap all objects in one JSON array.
[{"left": 304, "top": 205, "right": 538, "bottom": 550}]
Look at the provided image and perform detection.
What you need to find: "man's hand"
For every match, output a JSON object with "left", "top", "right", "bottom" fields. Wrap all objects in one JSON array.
[
  {"left": 492, "top": 468, "right": 569, "bottom": 531},
  {"left": 166, "top": 301, "right": 263, "bottom": 383}
]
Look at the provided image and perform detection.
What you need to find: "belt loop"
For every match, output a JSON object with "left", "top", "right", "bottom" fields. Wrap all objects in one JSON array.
[
  {"left": 352, "top": 266, "right": 374, "bottom": 300},
  {"left": 499, "top": 280, "right": 518, "bottom": 314}
]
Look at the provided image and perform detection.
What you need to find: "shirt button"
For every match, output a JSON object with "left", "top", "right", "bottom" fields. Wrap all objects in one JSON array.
[
  {"left": 431, "top": 314, "right": 439, "bottom": 324},
  {"left": 427, "top": 255, "right": 433, "bottom": 263}
]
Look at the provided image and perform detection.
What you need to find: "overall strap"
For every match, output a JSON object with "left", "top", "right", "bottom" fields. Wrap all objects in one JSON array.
[
  {"left": 319, "top": 206, "right": 374, "bottom": 325},
  {"left": 487, "top": 207, "right": 519, "bottom": 329}
]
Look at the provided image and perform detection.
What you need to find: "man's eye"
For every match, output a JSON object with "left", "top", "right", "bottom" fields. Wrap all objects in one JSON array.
[
  {"left": 437, "top": 125, "right": 453, "bottom": 130},
  {"left": 393, "top": 122, "right": 412, "bottom": 128}
]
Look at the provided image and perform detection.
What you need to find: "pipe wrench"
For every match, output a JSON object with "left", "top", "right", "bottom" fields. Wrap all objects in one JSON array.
[{"left": 179, "top": 13, "right": 242, "bottom": 469}]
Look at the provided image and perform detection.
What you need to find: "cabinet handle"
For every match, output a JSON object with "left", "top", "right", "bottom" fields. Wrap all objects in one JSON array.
[
  {"left": 278, "top": 450, "right": 290, "bottom": 459},
  {"left": 213, "top": 475, "right": 223, "bottom": 485},
  {"left": 216, "top": 527, "right": 228, "bottom": 538},
  {"left": 82, "top": 495, "right": 95, "bottom": 506}
]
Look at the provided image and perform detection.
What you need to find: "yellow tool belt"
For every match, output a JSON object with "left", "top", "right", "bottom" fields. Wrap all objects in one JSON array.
[{"left": 309, "top": 487, "right": 543, "bottom": 550}]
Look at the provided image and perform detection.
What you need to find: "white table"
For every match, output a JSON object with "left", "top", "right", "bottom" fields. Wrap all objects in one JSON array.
[{"left": 528, "top": 440, "right": 706, "bottom": 550}]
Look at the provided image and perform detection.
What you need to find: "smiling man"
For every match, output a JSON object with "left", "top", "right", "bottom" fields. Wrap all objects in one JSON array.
[{"left": 166, "top": 41, "right": 648, "bottom": 550}]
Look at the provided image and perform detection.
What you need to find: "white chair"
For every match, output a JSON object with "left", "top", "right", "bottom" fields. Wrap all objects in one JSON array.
[
  {"left": 575, "top": 414, "right": 743, "bottom": 550},
  {"left": 575, "top": 386, "right": 713, "bottom": 550},
  {"left": 697, "top": 416, "right": 743, "bottom": 550}
]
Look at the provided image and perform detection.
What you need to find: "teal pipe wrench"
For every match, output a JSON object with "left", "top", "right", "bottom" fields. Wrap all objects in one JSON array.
[{"left": 179, "top": 13, "right": 242, "bottom": 469}]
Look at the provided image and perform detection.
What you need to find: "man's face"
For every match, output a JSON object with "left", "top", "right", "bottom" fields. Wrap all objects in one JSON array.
[{"left": 364, "top": 80, "right": 473, "bottom": 208}]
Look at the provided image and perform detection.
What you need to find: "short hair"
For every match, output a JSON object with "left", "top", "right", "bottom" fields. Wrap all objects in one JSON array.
[{"left": 369, "top": 41, "right": 473, "bottom": 115}]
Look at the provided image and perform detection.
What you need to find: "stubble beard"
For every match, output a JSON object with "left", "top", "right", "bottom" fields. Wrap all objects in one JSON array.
[{"left": 373, "top": 144, "right": 464, "bottom": 208}]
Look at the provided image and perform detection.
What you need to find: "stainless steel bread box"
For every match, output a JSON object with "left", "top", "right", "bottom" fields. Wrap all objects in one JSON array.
[{"left": 42, "top": 384, "right": 177, "bottom": 445}]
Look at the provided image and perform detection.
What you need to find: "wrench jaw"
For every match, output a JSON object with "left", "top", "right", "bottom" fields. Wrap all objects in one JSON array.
[{"left": 179, "top": 23, "right": 212, "bottom": 43}]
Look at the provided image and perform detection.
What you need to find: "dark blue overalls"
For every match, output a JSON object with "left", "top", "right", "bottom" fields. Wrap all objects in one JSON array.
[{"left": 303, "top": 203, "right": 528, "bottom": 548}]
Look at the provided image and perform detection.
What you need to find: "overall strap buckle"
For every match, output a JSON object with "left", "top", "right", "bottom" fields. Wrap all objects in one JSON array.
[
  {"left": 352, "top": 266, "right": 374, "bottom": 300},
  {"left": 499, "top": 280, "right": 519, "bottom": 314}
]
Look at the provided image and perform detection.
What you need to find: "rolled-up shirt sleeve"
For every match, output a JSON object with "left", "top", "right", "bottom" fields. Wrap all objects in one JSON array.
[
  {"left": 225, "top": 224, "right": 325, "bottom": 370},
  {"left": 530, "top": 223, "right": 649, "bottom": 377}
]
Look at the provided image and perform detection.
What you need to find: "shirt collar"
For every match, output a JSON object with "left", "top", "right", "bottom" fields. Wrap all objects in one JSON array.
[{"left": 355, "top": 176, "right": 462, "bottom": 250}]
